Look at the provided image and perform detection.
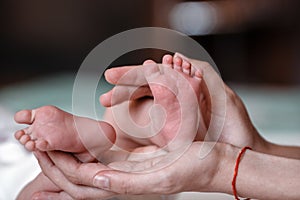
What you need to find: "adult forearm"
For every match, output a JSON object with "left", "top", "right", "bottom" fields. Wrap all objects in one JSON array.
[
  {"left": 214, "top": 144, "right": 300, "bottom": 200},
  {"left": 263, "top": 142, "right": 300, "bottom": 159}
]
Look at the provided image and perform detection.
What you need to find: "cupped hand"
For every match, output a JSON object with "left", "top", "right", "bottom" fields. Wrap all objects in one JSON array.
[
  {"left": 100, "top": 53, "right": 267, "bottom": 153},
  {"left": 31, "top": 142, "right": 232, "bottom": 199}
]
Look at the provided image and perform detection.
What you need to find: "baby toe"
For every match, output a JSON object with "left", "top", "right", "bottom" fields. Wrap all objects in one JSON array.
[
  {"left": 14, "top": 130, "right": 25, "bottom": 140},
  {"left": 143, "top": 59, "right": 156, "bottom": 65},
  {"left": 35, "top": 140, "right": 50, "bottom": 151},
  {"left": 162, "top": 54, "right": 173, "bottom": 66},
  {"left": 14, "top": 109, "right": 35, "bottom": 124},
  {"left": 173, "top": 56, "right": 183, "bottom": 71},
  {"left": 182, "top": 60, "right": 191, "bottom": 75},
  {"left": 19, "top": 134, "right": 31, "bottom": 145},
  {"left": 25, "top": 141, "right": 36, "bottom": 151}
]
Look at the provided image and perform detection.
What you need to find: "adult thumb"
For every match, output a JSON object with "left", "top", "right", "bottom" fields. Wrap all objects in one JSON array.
[{"left": 93, "top": 170, "right": 165, "bottom": 195}]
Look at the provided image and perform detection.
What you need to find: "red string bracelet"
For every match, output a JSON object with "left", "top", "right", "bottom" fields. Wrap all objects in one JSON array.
[{"left": 232, "top": 146, "right": 252, "bottom": 200}]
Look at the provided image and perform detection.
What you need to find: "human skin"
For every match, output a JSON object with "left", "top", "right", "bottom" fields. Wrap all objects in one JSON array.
[
  {"left": 16, "top": 145, "right": 166, "bottom": 200},
  {"left": 101, "top": 53, "right": 300, "bottom": 159},
  {"left": 101, "top": 59, "right": 206, "bottom": 152},
  {"left": 15, "top": 55, "right": 205, "bottom": 200},
  {"left": 17, "top": 53, "right": 299, "bottom": 196},
  {"left": 14, "top": 105, "right": 116, "bottom": 162},
  {"left": 101, "top": 55, "right": 263, "bottom": 151},
  {"left": 31, "top": 142, "right": 300, "bottom": 200},
  {"left": 174, "top": 53, "right": 300, "bottom": 159},
  {"left": 16, "top": 172, "right": 61, "bottom": 200},
  {"left": 16, "top": 58, "right": 201, "bottom": 199}
]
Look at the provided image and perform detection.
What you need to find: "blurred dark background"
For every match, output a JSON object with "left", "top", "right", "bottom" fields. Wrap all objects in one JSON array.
[{"left": 1, "top": 0, "right": 300, "bottom": 88}]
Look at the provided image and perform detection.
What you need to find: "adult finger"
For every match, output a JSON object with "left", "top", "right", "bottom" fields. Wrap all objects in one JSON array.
[
  {"left": 100, "top": 85, "right": 152, "bottom": 107},
  {"left": 35, "top": 151, "right": 117, "bottom": 200},
  {"left": 101, "top": 63, "right": 175, "bottom": 107},
  {"left": 105, "top": 63, "right": 169, "bottom": 86},
  {"left": 16, "top": 172, "right": 60, "bottom": 200},
  {"left": 105, "top": 56, "right": 157, "bottom": 86},
  {"left": 92, "top": 145, "right": 193, "bottom": 195},
  {"left": 46, "top": 151, "right": 110, "bottom": 186},
  {"left": 32, "top": 191, "right": 73, "bottom": 200},
  {"left": 93, "top": 169, "right": 169, "bottom": 195},
  {"left": 92, "top": 148, "right": 192, "bottom": 195},
  {"left": 105, "top": 65, "right": 146, "bottom": 85}
]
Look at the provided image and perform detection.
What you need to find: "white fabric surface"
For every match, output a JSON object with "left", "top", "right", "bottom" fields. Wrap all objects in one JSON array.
[{"left": 0, "top": 107, "right": 40, "bottom": 200}]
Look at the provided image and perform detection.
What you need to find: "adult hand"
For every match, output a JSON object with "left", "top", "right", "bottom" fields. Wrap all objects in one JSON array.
[
  {"left": 29, "top": 151, "right": 116, "bottom": 200},
  {"left": 102, "top": 62, "right": 204, "bottom": 151},
  {"left": 100, "top": 53, "right": 267, "bottom": 154},
  {"left": 32, "top": 142, "right": 234, "bottom": 199},
  {"left": 172, "top": 53, "right": 300, "bottom": 159},
  {"left": 16, "top": 172, "right": 61, "bottom": 200},
  {"left": 33, "top": 141, "right": 300, "bottom": 200}
]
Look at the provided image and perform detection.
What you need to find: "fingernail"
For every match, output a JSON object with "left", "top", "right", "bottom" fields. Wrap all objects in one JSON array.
[{"left": 93, "top": 175, "right": 110, "bottom": 189}]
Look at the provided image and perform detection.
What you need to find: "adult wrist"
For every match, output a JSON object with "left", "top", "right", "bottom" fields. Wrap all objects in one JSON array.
[
  {"left": 202, "top": 143, "right": 240, "bottom": 194},
  {"left": 208, "top": 143, "right": 240, "bottom": 194}
]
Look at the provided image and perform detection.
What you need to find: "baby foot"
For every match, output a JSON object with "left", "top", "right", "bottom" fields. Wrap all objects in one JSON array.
[
  {"left": 143, "top": 55, "right": 205, "bottom": 149},
  {"left": 14, "top": 106, "right": 115, "bottom": 158},
  {"left": 162, "top": 54, "right": 203, "bottom": 82}
]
